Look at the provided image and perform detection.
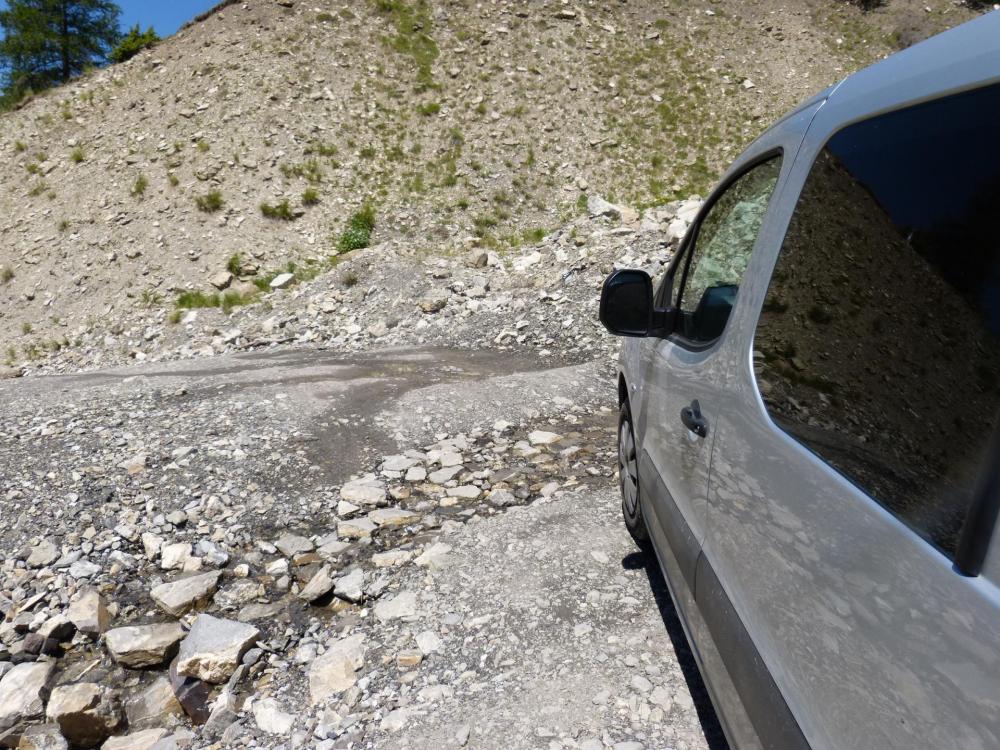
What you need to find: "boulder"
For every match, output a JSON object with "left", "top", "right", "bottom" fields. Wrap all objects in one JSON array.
[
  {"left": 373, "top": 591, "right": 419, "bottom": 622},
  {"left": 297, "top": 567, "right": 335, "bottom": 602},
  {"left": 124, "top": 677, "right": 184, "bottom": 730},
  {"left": 274, "top": 534, "right": 313, "bottom": 557},
  {"left": 252, "top": 698, "right": 296, "bottom": 735},
  {"left": 45, "top": 683, "right": 122, "bottom": 748},
  {"left": 0, "top": 662, "right": 53, "bottom": 730},
  {"left": 15, "top": 724, "right": 67, "bottom": 750},
  {"left": 176, "top": 615, "right": 260, "bottom": 683},
  {"left": 151, "top": 571, "right": 221, "bottom": 617},
  {"left": 100, "top": 728, "right": 168, "bottom": 750},
  {"left": 209, "top": 271, "right": 233, "bottom": 290},
  {"left": 105, "top": 623, "right": 185, "bottom": 668},
  {"left": 308, "top": 633, "right": 366, "bottom": 704},
  {"left": 332, "top": 569, "right": 364, "bottom": 603},
  {"left": 367, "top": 508, "right": 421, "bottom": 527},
  {"left": 26, "top": 540, "right": 59, "bottom": 569},
  {"left": 339, "top": 477, "right": 386, "bottom": 506}
]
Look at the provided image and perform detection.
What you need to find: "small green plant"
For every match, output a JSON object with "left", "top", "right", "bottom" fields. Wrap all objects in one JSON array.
[
  {"left": 196, "top": 139, "right": 210, "bottom": 153},
  {"left": 280, "top": 159, "right": 323, "bottom": 183},
  {"left": 26, "top": 162, "right": 40, "bottom": 175},
  {"left": 167, "top": 309, "right": 182, "bottom": 325},
  {"left": 195, "top": 190, "right": 224, "bottom": 213},
  {"left": 176, "top": 290, "right": 218, "bottom": 308},
  {"left": 131, "top": 174, "right": 148, "bottom": 198},
  {"left": 337, "top": 205, "right": 376, "bottom": 252},
  {"left": 417, "top": 101, "right": 441, "bottom": 116},
  {"left": 227, "top": 253, "right": 242, "bottom": 275},
  {"left": 139, "top": 289, "right": 162, "bottom": 307},
  {"left": 57, "top": 219, "right": 70, "bottom": 232},
  {"left": 523, "top": 227, "right": 546, "bottom": 244},
  {"left": 21, "top": 322, "right": 32, "bottom": 335},
  {"left": 306, "top": 141, "right": 338, "bottom": 157},
  {"left": 14, "top": 141, "right": 26, "bottom": 153},
  {"left": 260, "top": 199, "right": 295, "bottom": 220},
  {"left": 70, "top": 147, "right": 85, "bottom": 163},
  {"left": 167, "top": 172, "right": 179, "bottom": 187},
  {"left": 302, "top": 187, "right": 320, "bottom": 206},
  {"left": 358, "top": 145, "right": 376, "bottom": 159},
  {"left": 0, "top": 266, "right": 13, "bottom": 283},
  {"left": 176, "top": 291, "right": 257, "bottom": 313},
  {"left": 61, "top": 106, "right": 72, "bottom": 121},
  {"left": 110, "top": 24, "right": 160, "bottom": 63}
]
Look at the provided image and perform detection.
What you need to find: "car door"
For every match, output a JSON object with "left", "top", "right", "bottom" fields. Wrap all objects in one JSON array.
[
  {"left": 705, "top": 82, "right": 1000, "bottom": 749},
  {"left": 635, "top": 155, "right": 783, "bottom": 591}
]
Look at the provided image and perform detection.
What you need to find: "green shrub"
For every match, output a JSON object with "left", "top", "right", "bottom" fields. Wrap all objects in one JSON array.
[
  {"left": 417, "top": 101, "right": 440, "bottom": 116},
  {"left": 337, "top": 205, "right": 376, "bottom": 252},
  {"left": 70, "top": 147, "right": 85, "bottom": 163},
  {"left": 14, "top": 141, "right": 26, "bottom": 153},
  {"left": 196, "top": 139, "right": 210, "bottom": 153},
  {"left": 0, "top": 266, "right": 13, "bottom": 283},
  {"left": 110, "top": 24, "right": 160, "bottom": 64},
  {"left": 176, "top": 289, "right": 257, "bottom": 311},
  {"left": 195, "top": 190, "right": 224, "bottom": 213},
  {"left": 131, "top": 174, "right": 148, "bottom": 198},
  {"left": 302, "top": 187, "right": 320, "bottom": 206},
  {"left": 260, "top": 199, "right": 295, "bottom": 220},
  {"left": 227, "top": 253, "right": 242, "bottom": 275}
]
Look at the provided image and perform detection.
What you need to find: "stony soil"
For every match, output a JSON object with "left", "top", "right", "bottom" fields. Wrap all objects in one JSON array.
[
  {"left": 0, "top": 0, "right": 984, "bottom": 372},
  {"left": 0, "top": 345, "right": 726, "bottom": 750}
]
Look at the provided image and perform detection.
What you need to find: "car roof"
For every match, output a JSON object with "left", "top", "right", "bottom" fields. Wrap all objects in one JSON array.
[{"left": 818, "top": 10, "right": 1000, "bottom": 130}]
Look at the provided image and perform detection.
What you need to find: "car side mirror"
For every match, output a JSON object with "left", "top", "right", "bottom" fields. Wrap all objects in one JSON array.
[
  {"left": 600, "top": 269, "right": 654, "bottom": 337},
  {"left": 689, "top": 284, "right": 738, "bottom": 341}
]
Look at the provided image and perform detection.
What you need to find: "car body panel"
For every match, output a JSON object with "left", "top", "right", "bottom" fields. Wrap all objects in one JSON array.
[{"left": 616, "top": 11, "right": 1000, "bottom": 750}]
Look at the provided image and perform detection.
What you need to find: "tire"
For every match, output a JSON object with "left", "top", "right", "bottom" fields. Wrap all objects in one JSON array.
[{"left": 618, "top": 401, "right": 650, "bottom": 548}]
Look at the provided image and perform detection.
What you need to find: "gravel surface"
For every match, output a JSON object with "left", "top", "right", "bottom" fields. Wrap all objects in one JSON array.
[{"left": 0, "top": 344, "right": 726, "bottom": 749}]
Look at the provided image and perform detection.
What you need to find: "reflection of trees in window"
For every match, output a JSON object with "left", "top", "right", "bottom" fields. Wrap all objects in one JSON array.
[{"left": 756, "top": 142, "right": 1000, "bottom": 559}]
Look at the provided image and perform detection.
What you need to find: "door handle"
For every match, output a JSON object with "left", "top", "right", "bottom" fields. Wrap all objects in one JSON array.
[{"left": 680, "top": 400, "right": 709, "bottom": 438}]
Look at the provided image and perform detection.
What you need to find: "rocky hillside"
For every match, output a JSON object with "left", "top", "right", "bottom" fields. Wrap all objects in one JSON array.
[{"left": 0, "top": 0, "right": 984, "bottom": 374}]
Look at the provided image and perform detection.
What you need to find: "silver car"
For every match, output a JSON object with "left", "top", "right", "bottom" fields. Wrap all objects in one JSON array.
[{"left": 600, "top": 12, "right": 1000, "bottom": 750}]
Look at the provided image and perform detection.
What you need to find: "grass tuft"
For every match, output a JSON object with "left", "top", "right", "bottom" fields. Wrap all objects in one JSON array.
[
  {"left": 337, "top": 205, "right": 377, "bottom": 253},
  {"left": 195, "top": 190, "right": 224, "bottom": 213},
  {"left": 260, "top": 199, "right": 296, "bottom": 220}
]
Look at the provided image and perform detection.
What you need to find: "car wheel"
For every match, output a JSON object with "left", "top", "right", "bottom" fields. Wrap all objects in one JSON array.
[{"left": 618, "top": 402, "right": 650, "bottom": 548}]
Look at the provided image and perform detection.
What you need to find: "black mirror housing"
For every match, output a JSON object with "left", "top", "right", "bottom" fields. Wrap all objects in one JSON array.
[{"left": 600, "top": 269, "right": 654, "bottom": 337}]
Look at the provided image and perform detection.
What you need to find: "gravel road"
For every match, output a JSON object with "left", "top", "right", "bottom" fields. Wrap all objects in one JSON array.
[{"left": 0, "top": 344, "right": 724, "bottom": 750}]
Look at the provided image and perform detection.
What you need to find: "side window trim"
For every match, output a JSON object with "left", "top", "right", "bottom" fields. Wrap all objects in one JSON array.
[{"left": 669, "top": 149, "right": 784, "bottom": 352}]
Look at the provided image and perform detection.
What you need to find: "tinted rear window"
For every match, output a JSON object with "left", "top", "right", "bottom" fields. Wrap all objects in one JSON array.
[{"left": 755, "top": 83, "right": 1000, "bottom": 559}]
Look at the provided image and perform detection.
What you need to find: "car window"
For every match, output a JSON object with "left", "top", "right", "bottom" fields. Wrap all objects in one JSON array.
[
  {"left": 755, "top": 82, "right": 1000, "bottom": 560},
  {"left": 677, "top": 157, "right": 781, "bottom": 343}
]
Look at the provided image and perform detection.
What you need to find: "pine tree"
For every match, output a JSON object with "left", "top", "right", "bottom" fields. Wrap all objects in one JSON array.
[{"left": 0, "top": 0, "right": 121, "bottom": 107}]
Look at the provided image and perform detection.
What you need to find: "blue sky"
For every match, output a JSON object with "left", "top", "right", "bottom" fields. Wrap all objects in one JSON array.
[
  {"left": 118, "top": 0, "right": 221, "bottom": 38},
  {"left": 0, "top": 0, "right": 221, "bottom": 39}
]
